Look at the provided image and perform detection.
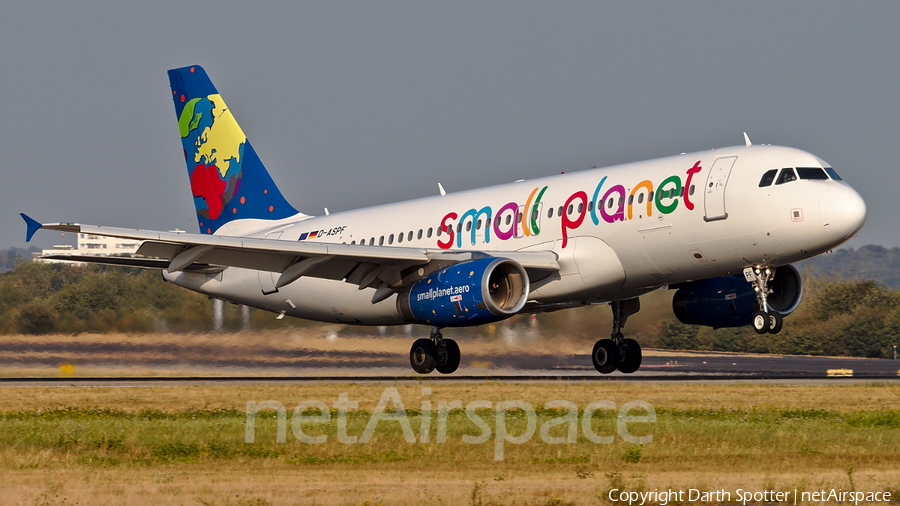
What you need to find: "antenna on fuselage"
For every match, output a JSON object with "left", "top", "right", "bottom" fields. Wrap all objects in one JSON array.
[
  {"left": 743, "top": 132, "right": 752, "bottom": 147},
  {"left": 438, "top": 183, "right": 446, "bottom": 196},
  {"left": 324, "top": 207, "right": 330, "bottom": 216}
]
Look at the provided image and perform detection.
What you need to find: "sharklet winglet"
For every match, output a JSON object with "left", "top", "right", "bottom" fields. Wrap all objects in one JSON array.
[{"left": 20, "top": 213, "right": 43, "bottom": 242}]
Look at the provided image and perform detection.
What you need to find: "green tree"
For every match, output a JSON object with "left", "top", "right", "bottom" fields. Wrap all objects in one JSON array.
[
  {"left": 15, "top": 301, "right": 55, "bottom": 334},
  {"left": 658, "top": 320, "right": 699, "bottom": 350}
]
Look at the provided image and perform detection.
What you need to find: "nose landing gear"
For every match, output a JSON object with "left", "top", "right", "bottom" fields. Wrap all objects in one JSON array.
[
  {"left": 409, "top": 327, "right": 460, "bottom": 375},
  {"left": 745, "top": 266, "right": 784, "bottom": 335},
  {"left": 591, "top": 298, "right": 642, "bottom": 374}
]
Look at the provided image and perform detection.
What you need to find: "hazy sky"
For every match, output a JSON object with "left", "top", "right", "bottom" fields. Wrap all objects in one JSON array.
[{"left": 3, "top": 2, "right": 898, "bottom": 251}]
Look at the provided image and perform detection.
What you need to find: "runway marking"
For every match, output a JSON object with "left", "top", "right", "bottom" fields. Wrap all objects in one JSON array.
[{"left": 1, "top": 373, "right": 899, "bottom": 387}]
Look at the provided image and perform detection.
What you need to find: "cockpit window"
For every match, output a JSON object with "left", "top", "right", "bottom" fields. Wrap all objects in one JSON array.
[
  {"left": 758, "top": 169, "right": 778, "bottom": 187},
  {"left": 824, "top": 167, "right": 842, "bottom": 181},
  {"left": 775, "top": 168, "right": 797, "bottom": 185},
  {"left": 796, "top": 167, "right": 828, "bottom": 180}
]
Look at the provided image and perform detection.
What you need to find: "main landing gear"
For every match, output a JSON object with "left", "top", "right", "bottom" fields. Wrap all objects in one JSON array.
[
  {"left": 592, "top": 298, "right": 642, "bottom": 374},
  {"left": 409, "top": 327, "right": 461, "bottom": 375},
  {"left": 744, "top": 266, "right": 784, "bottom": 335}
]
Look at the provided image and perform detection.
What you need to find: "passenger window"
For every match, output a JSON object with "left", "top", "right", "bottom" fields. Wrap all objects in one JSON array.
[
  {"left": 379, "top": 236, "right": 384, "bottom": 246},
  {"left": 558, "top": 206, "right": 563, "bottom": 216},
  {"left": 427, "top": 228, "right": 433, "bottom": 238},
  {"left": 547, "top": 207, "right": 553, "bottom": 218},
  {"left": 437, "top": 227, "right": 442, "bottom": 237},
  {"left": 466, "top": 221, "right": 472, "bottom": 232},
  {"left": 638, "top": 193, "right": 644, "bottom": 204},
  {"left": 476, "top": 219, "right": 482, "bottom": 230},
  {"left": 796, "top": 167, "right": 828, "bottom": 180},
  {"left": 577, "top": 202, "right": 583, "bottom": 213},
  {"left": 408, "top": 231, "right": 413, "bottom": 241},
  {"left": 589, "top": 201, "right": 594, "bottom": 211},
  {"left": 775, "top": 168, "right": 797, "bottom": 185},
  {"left": 417, "top": 229, "right": 422, "bottom": 240},
  {"left": 689, "top": 185, "right": 695, "bottom": 196},
  {"left": 506, "top": 215, "right": 511, "bottom": 225},
  {"left": 389, "top": 234, "right": 394, "bottom": 244},
  {"left": 568, "top": 204, "right": 573, "bottom": 215},
  {"left": 398, "top": 232, "right": 403, "bottom": 243},
  {"left": 628, "top": 195, "right": 634, "bottom": 205},
  {"left": 351, "top": 240, "right": 355, "bottom": 245},
  {"left": 607, "top": 198, "right": 614, "bottom": 209},
  {"left": 825, "top": 167, "right": 842, "bottom": 181}
]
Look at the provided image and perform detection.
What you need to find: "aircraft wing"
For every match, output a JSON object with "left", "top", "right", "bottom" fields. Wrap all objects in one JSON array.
[{"left": 24, "top": 215, "right": 559, "bottom": 296}]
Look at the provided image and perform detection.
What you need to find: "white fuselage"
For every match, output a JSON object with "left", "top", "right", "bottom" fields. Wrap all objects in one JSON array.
[{"left": 164, "top": 144, "right": 866, "bottom": 325}]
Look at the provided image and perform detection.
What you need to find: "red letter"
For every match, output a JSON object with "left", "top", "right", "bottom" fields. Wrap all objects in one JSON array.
[
  {"left": 560, "top": 191, "right": 588, "bottom": 249},
  {"left": 683, "top": 161, "right": 702, "bottom": 211},
  {"left": 437, "top": 212, "right": 457, "bottom": 249}
]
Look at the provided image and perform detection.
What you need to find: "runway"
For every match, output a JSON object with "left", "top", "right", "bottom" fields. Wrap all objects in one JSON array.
[{"left": 2, "top": 350, "right": 897, "bottom": 386}]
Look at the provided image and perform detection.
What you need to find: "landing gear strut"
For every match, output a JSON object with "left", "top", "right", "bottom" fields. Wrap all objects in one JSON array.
[
  {"left": 745, "top": 267, "right": 783, "bottom": 335},
  {"left": 409, "top": 327, "right": 460, "bottom": 375},
  {"left": 592, "top": 298, "right": 642, "bottom": 374}
]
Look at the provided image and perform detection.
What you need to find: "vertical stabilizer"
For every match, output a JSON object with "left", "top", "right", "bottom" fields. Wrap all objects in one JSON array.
[{"left": 168, "top": 65, "right": 299, "bottom": 234}]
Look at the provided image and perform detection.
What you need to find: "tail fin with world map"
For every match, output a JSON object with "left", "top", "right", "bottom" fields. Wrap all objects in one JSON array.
[{"left": 167, "top": 65, "right": 299, "bottom": 235}]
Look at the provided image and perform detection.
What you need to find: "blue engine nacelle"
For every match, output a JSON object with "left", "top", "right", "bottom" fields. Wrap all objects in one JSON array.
[
  {"left": 398, "top": 257, "right": 529, "bottom": 327},
  {"left": 672, "top": 265, "right": 803, "bottom": 328}
]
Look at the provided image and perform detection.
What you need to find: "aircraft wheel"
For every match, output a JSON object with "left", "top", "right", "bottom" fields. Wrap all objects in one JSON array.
[
  {"left": 592, "top": 339, "right": 619, "bottom": 374},
  {"left": 409, "top": 338, "right": 437, "bottom": 374},
  {"left": 436, "top": 339, "right": 461, "bottom": 374},
  {"left": 767, "top": 311, "right": 783, "bottom": 334},
  {"left": 617, "top": 339, "right": 642, "bottom": 374},
  {"left": 752, "top": 311, "right": 769, "bottom": 334}
]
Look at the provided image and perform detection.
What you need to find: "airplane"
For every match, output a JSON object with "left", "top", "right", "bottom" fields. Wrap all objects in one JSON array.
[{"left": 21, "top": 65, "right": 867, "bottom": 375}]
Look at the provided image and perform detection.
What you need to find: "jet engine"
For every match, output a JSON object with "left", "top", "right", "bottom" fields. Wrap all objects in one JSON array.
[
  {"left": 672, "top": 265, "right": 803, "bottom": 328},
  {"left": 398, "top": 257, "right": 529, "bottom": 327}
]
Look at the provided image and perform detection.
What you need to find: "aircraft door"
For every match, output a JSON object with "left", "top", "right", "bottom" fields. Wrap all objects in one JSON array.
[
  {"left": 515, "top": 206, "right": 526, "bottom": 238},
  {"left": 529, "top": 203, "right": 543, "bottom": 237},
  {"left": 474, "top": 215, "right": 487, "bottom": 244},
  {"left": 258, "top": 231, "right": 283, "bottom": 294},
  {"left": 703, "top": 156, "right": 737, "bottom": 222}
]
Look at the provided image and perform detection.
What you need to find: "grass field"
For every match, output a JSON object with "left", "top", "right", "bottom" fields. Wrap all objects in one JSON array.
[{"left": 0, "top": 382, "right": 898, "bottom": 505}]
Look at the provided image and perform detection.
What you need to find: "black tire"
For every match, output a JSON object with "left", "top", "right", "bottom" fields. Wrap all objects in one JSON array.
[
  {"left": 617, "top": 338, "right": 642, "bottom": 374},
  {"left": 752, "top": 311, "right": 769, "bottom": 334},
  {"left": 436, "top": 339, "right": 461, "bottom": 374},
  {"left": 592, "top": 339, "right": 619, "bottom": 374},
  {"left": 767, "top": 311, "right": 783, "bottom": 334},
  {"left": 409, "top": 338, "right": 437, "bottom": 374}
]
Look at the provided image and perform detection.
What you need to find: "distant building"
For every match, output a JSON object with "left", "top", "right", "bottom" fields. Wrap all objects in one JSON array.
[
  {"left": 77, "top": 233, "right": 142, "bottom": 255},
  {"left": 33, "top": 230, "right": 184, "bottom": 264}
]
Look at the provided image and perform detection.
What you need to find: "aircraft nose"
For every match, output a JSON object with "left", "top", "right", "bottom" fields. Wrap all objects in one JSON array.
[{"left": 819, "top": 184, "right": 867, "bottom": 239}]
